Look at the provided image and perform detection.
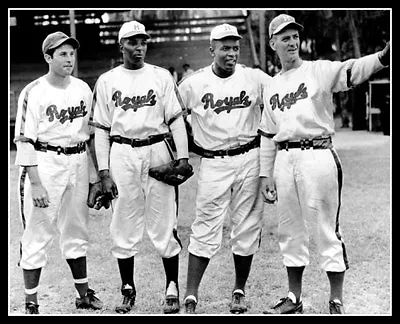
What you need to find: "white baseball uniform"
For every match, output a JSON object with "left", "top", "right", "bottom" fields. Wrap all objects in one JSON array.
[
  {"left": 14, "top": 75, "right": 93, "bottom": 270},
  {"left": 259, "top": 52, "right": 385, "bottom": 272},
  {"left": 178, "top": 64, "right": 271, "bottom": 258},
  {"left": 90, "top": 63, "right": 185, "bottom": 259}
]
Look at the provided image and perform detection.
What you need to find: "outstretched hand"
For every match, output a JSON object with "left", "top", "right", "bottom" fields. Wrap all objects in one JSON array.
[{"left": 379, "top": 41, "right": 390, "bottom": 66}]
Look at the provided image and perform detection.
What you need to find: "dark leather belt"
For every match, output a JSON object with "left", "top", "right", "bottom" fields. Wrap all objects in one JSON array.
[
  {"left": 34, "top": 141, "right": 86, "bottom": 155},
  {"left": 277, "top": 136, "right": 332, "bottom": 151},
  {"left": 193, "top": 135, "right": 260, "bottom": 158},
  {"left": 110, "top": 134, "right": 167, "bottom": 147}
]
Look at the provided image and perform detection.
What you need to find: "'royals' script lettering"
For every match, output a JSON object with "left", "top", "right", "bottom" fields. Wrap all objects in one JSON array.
[
  {"left": 201, "top": 90, "right": 251, "bottom": 114},
  {"left": 112, "top": 89, "right": 157, "bottom": 111},
  {"left": 270, "top": 83, "right": 308, "bottom": 111},
  {"left": 46, "top": 100, "right": 87, "bottom": 124}
]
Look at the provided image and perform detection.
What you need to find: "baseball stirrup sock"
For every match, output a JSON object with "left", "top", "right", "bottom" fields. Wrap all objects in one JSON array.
[
  {"left": 25, "top": 286, "right": 38, "bottom": 295},
  {"left": 166, "top": 281, "right": 178, "bottom": 296},
  {"left": 74, "top": 278, "right": 88, "bottom": 284},
  {"left": 184, "top": 295, "right": 197, "bottom": 304}
]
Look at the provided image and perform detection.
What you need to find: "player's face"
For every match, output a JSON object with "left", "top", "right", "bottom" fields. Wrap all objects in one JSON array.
[
  {"left": 270, "top": 28, "right": 300, "bottom": 64},
  {"left": 46, "top": 43, "right": 76, "bottom": 77},
  {"left": 120, "top": 36, "right": 148, "bottom": 69},
  {"left": 210, "top": 38, "right": 240, "bottom": 76}
]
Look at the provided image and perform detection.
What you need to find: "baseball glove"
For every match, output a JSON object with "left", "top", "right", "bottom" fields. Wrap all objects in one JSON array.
[
  {"left": 87, "top": 181, "right": 111, "bottom": 210},
  {"left": 149, "top": 159, "right": 194, "bottom": 186}
]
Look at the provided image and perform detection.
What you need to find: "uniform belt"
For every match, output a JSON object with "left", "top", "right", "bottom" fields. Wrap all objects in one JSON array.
[
  {"left": 110, "top": 134, "right": 167, "bottom": 147},
  {"left": 34, "top": 141, "right": 87, "bottom": 155},
  {"left": 277, "top": 136, "right": 332, "bottom": 151},
  {"left": 194, "top": 135, "right": 260, "bottom": 158}
]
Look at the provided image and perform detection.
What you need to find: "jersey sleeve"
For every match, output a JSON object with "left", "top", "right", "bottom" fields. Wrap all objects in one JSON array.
[
  {"left": 14, "top": 84, "right": 40, "bottom": 166},
  {"left": 315, "top": 52, "right": 385, "bottom": 93},
  {"left": 82, "top": 81, "right": 95, "bottom": 136},
  {"left": 89, "top": 75, "right": 112, "bottom": 132},
  {"left": 258, "top": 84, "right": 278, "bottom": 138},
  {"left": 163, "top": 73, "right": 185, "bottom": 126}
]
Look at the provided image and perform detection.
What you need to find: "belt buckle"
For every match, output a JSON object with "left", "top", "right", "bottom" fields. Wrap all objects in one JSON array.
[
  {"left": 130, "top": 138, "right": 139, "bottom": 147},
  {"left": 76, "top": 142, "right": 85, "bottom": 153},
  {"left": 56, "top": 145, "right": 64, "bottom": 155},
  {"left": 300, "top": 139, "right": 311, "bottom": 150},
  {"left": 80, "top": 142, "right": 86, "bottom": 152}
]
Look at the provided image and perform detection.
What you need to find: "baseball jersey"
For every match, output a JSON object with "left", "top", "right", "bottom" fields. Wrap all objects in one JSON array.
[
  {"left": 14, "top": 76, "right": 93, "bottom": 166},
  {"left": 259, "top": 52, "right": 384, "bottom": 142},
  {"left": 178, "top": 64, "right": 271, "bottom": 151},
  {"left": 89, "top": 63, "right": 184, "bottom": 139}
]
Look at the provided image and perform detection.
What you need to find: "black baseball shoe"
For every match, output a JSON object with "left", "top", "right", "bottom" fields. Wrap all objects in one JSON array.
[
  {"left": 164, "top": 295, "right": 180, "bottom": 314},
  {"left": 230, "top": 289, "right": 247, "bottom": 314},
  {"left": 184, "top": 296, "right": 197, "bottom": 314},
  {"left": 163, "top": 281, "right": 180, "bottom": 314},
  {"left": 329, "top": 299, "right": 345, "bottom": 314},
  {"left": 115, "top": 284, "right": 136, "bottom": 314},
  {"left": 25, "top": 301, "right": 39, "bottom": 314},
  {"left": 75, "top": 288, "right": 103, "bottom": 310},
  {"left": 263, "top": 296, "right": 303, "bottom": 314}
]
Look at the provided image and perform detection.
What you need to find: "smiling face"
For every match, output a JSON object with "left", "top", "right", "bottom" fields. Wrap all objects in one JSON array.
[
  {"left": 210, "top": 37, "right": 240, "bottom": 77},
  {"left": 270, "top": 28, "right": 301, "bottom": 71},
  {"left": 45, "top": 43, "right": 76, "bottom": 77},
  {"left": 120, "top": 36, "right": 148, "bottom": 70}
]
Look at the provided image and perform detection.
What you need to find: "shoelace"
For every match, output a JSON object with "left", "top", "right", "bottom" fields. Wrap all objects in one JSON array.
[
  {"left": 120, "top": 289, "right": 135, "bottom": 304},
  {"left": 330, "top": 301, "right": 343, "bottom": 312},
  {"left": 232, "top": 294, "right": 243, "bottom": 304},
  {"left": 186, "top": 300, "right": 196, "bottom": 309},
  {"left": 273, "top": 297, "right": 293, "bottom": 310}
]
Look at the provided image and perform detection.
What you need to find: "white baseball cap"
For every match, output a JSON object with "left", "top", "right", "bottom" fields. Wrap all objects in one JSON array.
[
  {"left": 210, "top": 23, "right": 242, "bottom": 41},
  {"left": 268, "top": 14, "right": 304, "bottom": 38},
  {"left": 118, "top": 21, "right": 150, "bottom": 43}
]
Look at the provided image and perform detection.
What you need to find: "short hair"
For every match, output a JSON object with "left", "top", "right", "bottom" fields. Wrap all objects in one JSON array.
[{"left": 44, "top": 48, "right": 56, "bottom": 58}]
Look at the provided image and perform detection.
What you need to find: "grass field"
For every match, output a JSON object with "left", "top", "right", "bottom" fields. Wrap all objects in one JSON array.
[{"left": 8, "top": 128, "right": 391, "bottom": 316}]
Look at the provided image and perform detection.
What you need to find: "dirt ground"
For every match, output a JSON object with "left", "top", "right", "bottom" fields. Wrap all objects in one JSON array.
[{"left": 8, "top": 127, "right": 391, "bottom": 316}]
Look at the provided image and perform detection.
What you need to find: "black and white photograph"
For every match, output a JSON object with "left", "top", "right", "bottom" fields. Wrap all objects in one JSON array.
[{"left": 9, "top": 8, "right": 391, "bottom": 316}]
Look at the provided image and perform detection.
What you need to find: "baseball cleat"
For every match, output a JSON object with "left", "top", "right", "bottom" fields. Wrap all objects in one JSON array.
[
  {"left": 184, "top": 296, "right": 197, "bottom": 314},
  {"left": 25, "top": 301, "right": 39, "bottom": 314},
  {"left": 163, "top": 295, "right": 180, "bottom": 314},
  {"left": 263, "top": 296, "right": 303, "bottom": 314},
  {"left": 115, "top": 284, "right": 136, "bottom": 314},
  {"left": 230, "top": 289, "right": 247, "bottom": 314},
  {"left": 75, "top": 288, "right": 103, "bottom": 310},
  {"left": 329, "top": 299, "right": 345, "bottom": 314}
]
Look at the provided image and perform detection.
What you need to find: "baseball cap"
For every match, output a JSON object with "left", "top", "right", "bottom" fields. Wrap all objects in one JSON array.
[
  {"left": 268, "top": 14, "right": 304, "bottom": 38},
  {"left": 210, "top": 23, "right": 242, "bottom": 41},
  {"left": 42, "top": 31, "right": 80, "bottom": 54},
  {"left": 118, "top": 21, "right": 150, "bottom": 43}
]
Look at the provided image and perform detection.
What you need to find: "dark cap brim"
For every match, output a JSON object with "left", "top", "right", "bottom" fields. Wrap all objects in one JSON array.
[{"left": 47, "top": 37, "right": 80, "bottom": 52}]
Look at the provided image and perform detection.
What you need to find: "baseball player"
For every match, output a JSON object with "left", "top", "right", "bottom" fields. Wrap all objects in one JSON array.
[
  {"left": 89, "top": 20, "right": 191, "bottom": 314},
  {"left": 178, "top": 23, "right": 272, "bottom": 314},
  {"left": 13, "top": 31, "right": 103, "bottom": 314},
  {"left": 258, "top": 14, "right": 390, "bottom": 314}
]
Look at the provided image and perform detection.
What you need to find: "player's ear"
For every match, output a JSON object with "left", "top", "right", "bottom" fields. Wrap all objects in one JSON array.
[
  {"left": 269, "top": 37, "right": 276, "bottom": 51},
  {"left": 118, "top": 40, "right": 125, "bottom": 54},
  {"left": 43, "top": 53, "right": 52, "bottom": 64},
  {"left": 209, "top": 46, "right": 215, "bottom": 57}
]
